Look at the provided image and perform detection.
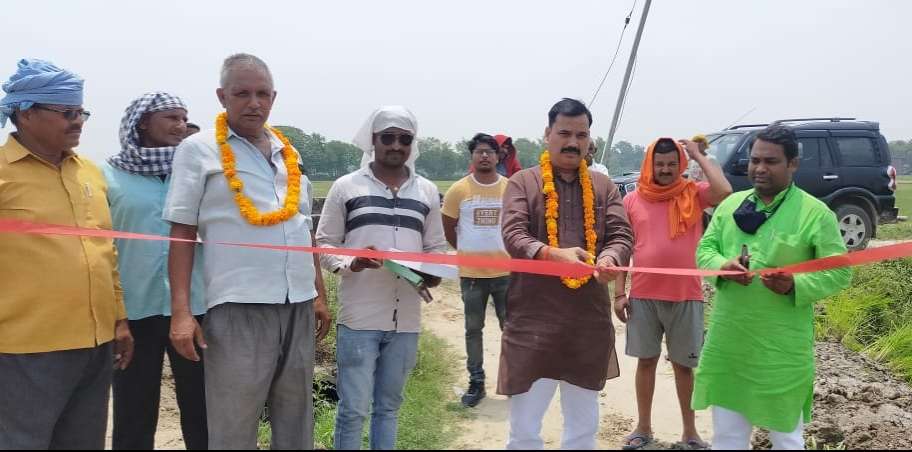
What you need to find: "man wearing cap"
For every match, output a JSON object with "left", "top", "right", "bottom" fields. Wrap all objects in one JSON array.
[
  {"left": 0, "top": 58, "right": 134, "bottom": 449},
  {"left": 316, "top": 106, "right": 448, "bottom": 450},
  {"left": 103, "top": 92, "right": 208, "bottom": 450}
]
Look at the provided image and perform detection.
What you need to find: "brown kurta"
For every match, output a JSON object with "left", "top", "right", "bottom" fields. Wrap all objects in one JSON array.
[{"left": 497, "top": 165, "right": 633, "bottom": 395}]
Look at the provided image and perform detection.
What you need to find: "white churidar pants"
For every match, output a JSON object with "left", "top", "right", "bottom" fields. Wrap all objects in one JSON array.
[
  {"left": 506, "top": 378, "right": 599, "bottom": 450},
  {"left": 712, "top": 406, "right": 805, "bottom": 450}
]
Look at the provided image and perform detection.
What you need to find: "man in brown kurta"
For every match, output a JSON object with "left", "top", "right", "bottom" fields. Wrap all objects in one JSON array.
[{"left": 499, "top": 98, "right": 633, "bottom": 450}]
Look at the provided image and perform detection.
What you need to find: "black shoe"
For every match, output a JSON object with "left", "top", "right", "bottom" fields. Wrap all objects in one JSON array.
[{"left": 461, "top": 381, "right": 486, "bottom": 408}]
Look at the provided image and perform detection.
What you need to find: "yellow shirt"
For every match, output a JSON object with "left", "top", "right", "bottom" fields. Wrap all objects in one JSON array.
[
  {"left": 0, "top": 134, "right": 125, "bottom": 354},
  {"left": 441, "top": 174, "right": 510, "bottom": 278}
]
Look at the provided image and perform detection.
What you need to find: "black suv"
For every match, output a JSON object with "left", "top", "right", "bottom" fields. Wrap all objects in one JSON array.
[{"left": 705, "top": 118, "right": 899, "bottom": 250}]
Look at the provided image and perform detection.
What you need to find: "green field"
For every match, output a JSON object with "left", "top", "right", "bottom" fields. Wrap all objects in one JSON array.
[
  {"left": 898, "top": 184, "right": 912, "bottom": 215},
  {"left": 312, "top": 180, "right": 457, "bottom": 198},
  {"left": 817, "top": 258, "right": 912, "bottom": 383},
  {"left": 877, "top": 183, "right": 912, "bottom": 240}
]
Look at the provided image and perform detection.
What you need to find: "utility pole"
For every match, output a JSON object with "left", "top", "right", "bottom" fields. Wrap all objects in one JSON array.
[{"left": 600, "top": 0, "right": 652, "bottom": 166}]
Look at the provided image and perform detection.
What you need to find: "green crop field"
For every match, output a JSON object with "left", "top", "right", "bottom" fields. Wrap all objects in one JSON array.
[
  {"left": 898, "top": 185, "right": 912, "bottom": 215},
  {"left": 878, "top": 184, "right": 912, "bottom": 240}
]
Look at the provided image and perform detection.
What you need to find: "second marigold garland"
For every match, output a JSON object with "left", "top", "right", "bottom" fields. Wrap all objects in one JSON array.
[
  {"left": 217, "top": 112, "right": 302, "bottom": 227},
  {"left": 540, "top": 150, "right": 598, "bottom": 289}
]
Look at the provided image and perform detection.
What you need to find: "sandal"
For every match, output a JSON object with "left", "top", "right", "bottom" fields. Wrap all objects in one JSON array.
[{"left": 622, "top": 432, "right": 655, "bottom": 450}]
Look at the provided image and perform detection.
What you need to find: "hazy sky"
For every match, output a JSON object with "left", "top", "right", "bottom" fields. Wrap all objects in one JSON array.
[{"left": 2, "top": 0, "right": 910, "bottom": 162}]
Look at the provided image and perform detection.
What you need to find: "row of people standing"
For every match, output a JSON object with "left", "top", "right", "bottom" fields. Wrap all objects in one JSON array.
[
  {"left": 0, "top": 54, "right": 854, "bottom": 452},
  {"left": 440, "top": 102, "right": 853, "bottom": 451}
]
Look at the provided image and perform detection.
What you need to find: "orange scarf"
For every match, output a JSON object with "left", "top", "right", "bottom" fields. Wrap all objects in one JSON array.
[{"left": 636, "top": 139, "right": 701, "bottom": 239}]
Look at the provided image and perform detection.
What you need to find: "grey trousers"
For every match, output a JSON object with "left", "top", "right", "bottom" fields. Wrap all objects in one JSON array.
[
  {"left": 0, "top": 342, "right": 113, "bottom": 450},
  {"left": 203, "top": 302, "right": 316, "bottom": 450}
]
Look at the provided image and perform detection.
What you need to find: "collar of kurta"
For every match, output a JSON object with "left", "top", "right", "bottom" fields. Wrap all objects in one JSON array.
[
  {"left": 552, "top": 170, "right": 581, "bottom": 184},
  {"left": 753, "top": 183, "right": 796, "bottom": 212},
  {"left": 3, "top": 133, "right": 77, "bottom": 165}
]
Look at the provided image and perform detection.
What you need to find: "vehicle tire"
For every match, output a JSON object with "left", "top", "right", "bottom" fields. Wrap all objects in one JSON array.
[{"left": 835, "top": 204, "right": 872, "bottom": 251}]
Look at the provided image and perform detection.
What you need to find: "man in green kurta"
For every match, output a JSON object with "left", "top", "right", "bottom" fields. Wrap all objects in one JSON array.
[{"left": 693, "top": 125, "right": 852, "bottom": 450}]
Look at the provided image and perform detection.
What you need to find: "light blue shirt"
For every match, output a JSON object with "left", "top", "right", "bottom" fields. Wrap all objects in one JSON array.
[
  {"left": 100, "top": 162, "right": 207, "bottom": 320},
  {"left": 163, "top": 128, "right": 317, "bottom": 309}
]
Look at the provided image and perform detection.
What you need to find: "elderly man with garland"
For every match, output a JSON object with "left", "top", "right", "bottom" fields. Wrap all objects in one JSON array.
[{"left": 164, "top": 53, "right": 331, "bottom": 450}]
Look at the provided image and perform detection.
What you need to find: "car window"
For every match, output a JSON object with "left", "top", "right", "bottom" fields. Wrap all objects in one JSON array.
[
  {"left": 798, "top": 138, "right": 820, "bottom": 168},
  {"left": 835, "top": 137, "right": 880, "bottom": 166},
  {"left": 706, "top": 133, "right": 746, "bottom": 165},
  {"left": 818, "top": 138, "right": 834, "bottom": 168}
]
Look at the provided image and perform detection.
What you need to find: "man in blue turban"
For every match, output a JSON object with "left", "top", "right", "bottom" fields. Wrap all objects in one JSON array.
[{"left": 0, "top": 58, "right": 134, "bottom": 449}]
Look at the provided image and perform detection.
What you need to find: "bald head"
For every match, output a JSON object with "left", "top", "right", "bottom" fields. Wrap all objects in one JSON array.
[{"left": 219, "top": 53, "right": 273, "bottom": 89}]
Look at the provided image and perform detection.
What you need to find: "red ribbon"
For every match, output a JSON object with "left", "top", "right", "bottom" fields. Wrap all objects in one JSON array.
[{"left": 2, "top": 219, "right": 910, "bottom": 279}]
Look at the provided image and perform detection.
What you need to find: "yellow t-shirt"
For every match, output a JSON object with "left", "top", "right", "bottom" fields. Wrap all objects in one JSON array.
[{"left": 441, "top": 174, "right": 510, "bottom": 278}]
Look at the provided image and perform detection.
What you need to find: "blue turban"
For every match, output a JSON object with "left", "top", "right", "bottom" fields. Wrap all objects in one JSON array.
[{"left": 0, "top": 58, "right": 84, "bottom": 127}]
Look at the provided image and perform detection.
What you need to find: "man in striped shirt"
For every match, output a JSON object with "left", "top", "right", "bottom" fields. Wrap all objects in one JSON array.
[{"left": 316, "top": 106, "right": 448, "bottom": 450}]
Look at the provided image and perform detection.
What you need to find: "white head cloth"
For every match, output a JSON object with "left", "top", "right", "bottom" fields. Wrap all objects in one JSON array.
[{"left": 353, "top": 105, "right": 420, "bottom": 170}]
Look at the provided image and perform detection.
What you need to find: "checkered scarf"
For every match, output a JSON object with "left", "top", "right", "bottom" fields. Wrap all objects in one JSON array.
[{"left": 107, "top": 92, "right": 187, "bottom": 176}]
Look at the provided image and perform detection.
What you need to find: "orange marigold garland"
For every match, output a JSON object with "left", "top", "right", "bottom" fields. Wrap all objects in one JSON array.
[
  {"left": 540, "top": 151, "right": 598, "bottom": 289},
  {"left": 216, "top": 112, "right": 302, "bottom": 226}
]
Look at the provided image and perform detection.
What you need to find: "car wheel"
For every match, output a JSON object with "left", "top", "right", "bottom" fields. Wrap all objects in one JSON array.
[{"left": 835, "top": 204, "right": 872, "bottom": 251}]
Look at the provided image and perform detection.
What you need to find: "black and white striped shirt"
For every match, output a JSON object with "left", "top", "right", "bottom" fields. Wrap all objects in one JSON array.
[{"left": 315, "top": 166, "right": 448, "bottom": 333}]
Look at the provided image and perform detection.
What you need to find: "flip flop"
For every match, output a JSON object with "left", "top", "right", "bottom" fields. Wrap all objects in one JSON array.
[
  {"left": 622, "top": 432, "right": 655, "bottom": 450},
  {"left": 673, "top": 438, "right": 711, "bottom": 450}
]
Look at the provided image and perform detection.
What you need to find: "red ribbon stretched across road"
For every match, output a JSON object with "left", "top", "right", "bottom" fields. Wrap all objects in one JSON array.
[{"left": 1, "top": 219, "right": 910, "bottom": 278}]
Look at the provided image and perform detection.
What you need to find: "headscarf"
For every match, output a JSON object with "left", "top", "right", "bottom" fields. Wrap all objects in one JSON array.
[
  {"left": 637, "top": 138, "right": 702, "bottom": 239},
  {"left": 480, "top": 134, "right": 521, "bottom": 177},
  {"left": 106, "top": 92, "right": 187, "bottom": 176},
  {"left": 353, "top": 106, "right": 420, "bottom": 170},
  {"left": 0, "top": 58, "right": 84, "bottom": 127}
]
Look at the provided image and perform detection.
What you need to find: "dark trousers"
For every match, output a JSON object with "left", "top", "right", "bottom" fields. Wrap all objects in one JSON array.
[
  {"left": 0, "top": 343, "right": 112, "bottom": 450},
  {"left": 112, "top": 315, "right": 207, "bottom": 450},
  {"left": 460, "top": 276, "right": 509, "bottom": 384}
]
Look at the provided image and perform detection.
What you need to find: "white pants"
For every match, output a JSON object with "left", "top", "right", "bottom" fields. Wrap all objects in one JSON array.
[
  {"left": 507, "top": 378, "right": 599, "bottom": 450},
  {"left": 712, "top": 406, "right": 805, "bottom": 450}
]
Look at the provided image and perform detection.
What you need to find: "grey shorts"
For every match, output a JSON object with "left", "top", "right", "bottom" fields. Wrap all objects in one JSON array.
[{"left": 625, "top": 298, "right": 705, "bottom": 368}]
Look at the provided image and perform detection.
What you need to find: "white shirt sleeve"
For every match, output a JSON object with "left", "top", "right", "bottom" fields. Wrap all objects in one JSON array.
[
  {"left": 422, "top": 182, "right": 450, "bottom": 254},
  {"left": 163, "top": 140, "right": 208, "bottom": 226},
  {"left": 315, "top": 179, "right": 356, "bottom": 273}
]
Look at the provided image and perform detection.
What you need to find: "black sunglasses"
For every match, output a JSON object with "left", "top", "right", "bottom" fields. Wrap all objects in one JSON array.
[
  {"left": 34, "top": 105, "right": 91, "bottom": 122},
  {"left": 379, "top": 133, "right": 414, "bottom": 147}
]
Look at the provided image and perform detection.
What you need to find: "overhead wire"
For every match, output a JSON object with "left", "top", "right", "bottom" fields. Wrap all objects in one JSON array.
[{"left": 587, "top": 0, "right": 639, "bottom": 108}]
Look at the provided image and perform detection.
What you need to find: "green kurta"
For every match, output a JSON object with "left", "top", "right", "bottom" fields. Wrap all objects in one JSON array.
[{"left": 693, "top": 185, "right": 852, "bottom": 433}]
